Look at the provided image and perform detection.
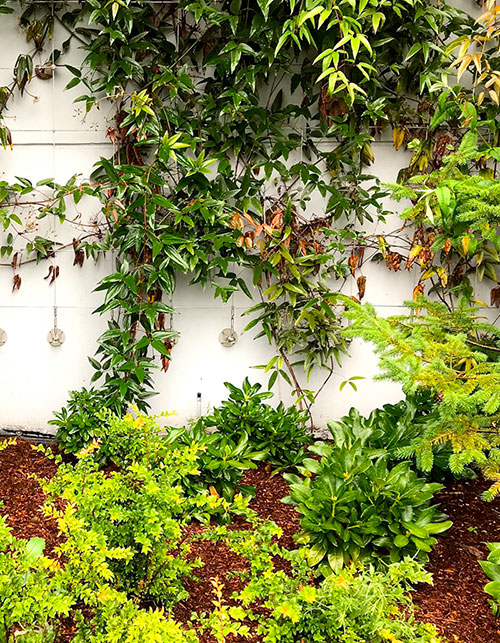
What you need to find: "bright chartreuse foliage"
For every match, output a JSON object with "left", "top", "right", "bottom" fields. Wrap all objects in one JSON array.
[
  {"left": 0, "top": 517, "right": 72, "bottom": 643},
  {"left": 0, "top": 413, "right": 444, "bottom": 642}
]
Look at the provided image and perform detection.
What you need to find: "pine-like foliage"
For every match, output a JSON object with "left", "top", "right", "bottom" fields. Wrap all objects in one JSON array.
[{"left": 342, "top": 296, "right": 500, "bottom": 499}]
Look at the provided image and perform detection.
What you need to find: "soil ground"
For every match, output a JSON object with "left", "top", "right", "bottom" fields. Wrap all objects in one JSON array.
[{"left": 1, "top": 439, "right": 500, "bottom": 642}]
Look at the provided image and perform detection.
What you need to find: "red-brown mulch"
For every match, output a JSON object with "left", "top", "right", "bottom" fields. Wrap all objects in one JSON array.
[
  {"left": 413, "top": 477, "right": 500, "bottom": 643},
  {"left": 173, "top": 466, "right": 302, "bottom": 642},
  {"left": 0, "top": 439, "right": 60, "bottom": 553},
  {"left": 2, "top": 438, "right": 500, "bottom": 642}
]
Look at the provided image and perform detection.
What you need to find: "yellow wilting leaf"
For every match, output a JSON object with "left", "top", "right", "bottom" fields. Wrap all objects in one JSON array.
[
  {"left": 392, "top": 127, "right": 405, "bottom": 151},
  {"left": 457, "top": 54, "right": 472, "bottom": 80},
  {"left": 457, "top": 38, "right": 471, "bottom": 59},
  {"left": 436, "top": 267, "right": 448, "bottom": 287},
  {"left": 361, "top": 141, "right": 374, "bottom": 163},
  {"left": 478, "top": 5, "right": 500, "bottom": 23},
  {"left": 471, "top": 52, "right": 483, "bottom": 74},
  {"left": 378, "top": 235, "right": 387, "bottom": 259},
  {"left": 462, "top": 236, "right": 470, "bottom": 255},
  {"left": 408, "top": 245, "right": 422, "bottom": 260},
  {"left": 420, "top": 268, "right": 436, "bottom": 281},
  {"left": 489, "top": 90, "right": 500, "bottom": 105}
]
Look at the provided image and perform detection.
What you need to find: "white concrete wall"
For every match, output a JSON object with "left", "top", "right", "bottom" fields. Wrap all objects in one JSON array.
[{"left": 0, "top": 4, "right": 473, "bottom": 432}]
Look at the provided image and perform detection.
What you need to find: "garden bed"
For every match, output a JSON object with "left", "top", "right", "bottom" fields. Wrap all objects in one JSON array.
[{"left": 1, "top": 439, "right": 500, "bottom": 643}]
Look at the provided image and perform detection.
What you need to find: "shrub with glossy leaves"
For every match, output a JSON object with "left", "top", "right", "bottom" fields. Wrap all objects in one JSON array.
[
  {"left": 164, "top": 419, "right": 265, "bottom": 503},
  {"left": 479, "top": 542, "right": 500, "bottom": 617},
  {"left": 50, "top": 387, "right": 111, "bottom": 456},
  {"left": 283, "top": 422, "right": 451, "bottom": 574},
  {"left": 203, "top": 378, "right": 312, "bottom": 470},
  {"left": 328, "top": 393, "right": 467, "bottom": 481}
]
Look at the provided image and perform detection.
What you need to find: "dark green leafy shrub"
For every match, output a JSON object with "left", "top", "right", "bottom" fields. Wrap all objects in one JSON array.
[
  {"left": 328, "top": 393, "right": 464, "bottom": 480},
  {"left": 479, "top": 542, "right": 500, "bottom": 616},
  {"left": 0, "top": 516, "right": 72, "bottom": 643},
  {"left": 203, "top": 378, "right": 312, "bottom": 470},
  {"left": 164, "top": 420, "right": 266, "bottom": 503},
  {"left": 283, "top": 423, "right": 451, "bottom": 574},
  {"left": 50, "top": 387, "right": 111, "bottom": 455}
]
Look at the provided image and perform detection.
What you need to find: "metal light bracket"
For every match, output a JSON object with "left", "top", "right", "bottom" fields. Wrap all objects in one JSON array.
[
  {"left": 219, "top": 328, "right": 238, "bottom": 347},
  {"left": 48, "top": 306, "right": 65, "bottom": 347},
  {"left": 219, "top": 303, "right": 238, "bottom": 347},
  {"left": 48, "top": 328, "right": 65, "bottom": 347}
]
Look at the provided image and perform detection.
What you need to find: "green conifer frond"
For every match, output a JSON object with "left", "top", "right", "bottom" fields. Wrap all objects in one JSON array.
[{"left": 341, "top": 294, "right": 500, "bottom": 497}]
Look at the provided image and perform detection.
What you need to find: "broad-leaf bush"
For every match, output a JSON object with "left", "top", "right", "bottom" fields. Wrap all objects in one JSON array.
[
  {"left": 329, "top": 393, "right": 467, "bottom": 480},
  {"left": 93, "top": 410, "right": 262, "bottom": 508},
  {"left": 479, "top": 543, "right": 500, "bottom": 617},
  {"left": 283, "top": 422, "right": 451, "bottom": 573},
  {"left": 164, "top": 420, "right": 265, "bottom": 503},
  {"left": 203, "top": 378, "right": 313, "bottom": 470},
  {"left": 50, "top": 387, "right": 110, "bottom": 456}
]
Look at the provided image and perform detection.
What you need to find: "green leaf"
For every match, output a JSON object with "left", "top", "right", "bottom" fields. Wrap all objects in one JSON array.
[
  {"left": 405, "top": 43, "right": 421, "bottom": 61},
  {"left": 26, "top": 537, "right": 45, "bottom": 561},
  {"left": 481, "top": 561, "right": 500, "bottom": 583},
  {"left": 307, "top": 543, "right": 327, "bottom": 566},
  {"left": 394, "top": 534, "right": 409, "bottom": 548}
]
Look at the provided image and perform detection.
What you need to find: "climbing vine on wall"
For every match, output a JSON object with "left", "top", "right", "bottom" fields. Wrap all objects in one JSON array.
[{"left": 1, "top": 0, "right": 499, "bottom": 429}]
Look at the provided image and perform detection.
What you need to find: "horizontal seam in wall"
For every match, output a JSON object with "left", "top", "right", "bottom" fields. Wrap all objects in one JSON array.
[{"left": 0, "top": 304, "right": 460, "bottom": 310}]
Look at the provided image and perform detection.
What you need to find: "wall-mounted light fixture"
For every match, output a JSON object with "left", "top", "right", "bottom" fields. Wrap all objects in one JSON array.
[
  {"left": 219, "top": 302, "right": 238, "bottom": 347},
  {"left": 48, "top": 306, "right": 65, "bottom": 347},
  {"left": 47, "top": 328, "right": 65, "bottom": 347}
]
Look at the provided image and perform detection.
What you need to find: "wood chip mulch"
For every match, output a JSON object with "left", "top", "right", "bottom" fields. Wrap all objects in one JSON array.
[
  {"left": 1, "top": 438, "right": 500, "bottom": 642},
  {"left": 413, "top": 477, "right": 500, "bottom": 643},
  {"left": 0, "top": 439, "right": 60, "bottom": 554}
]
